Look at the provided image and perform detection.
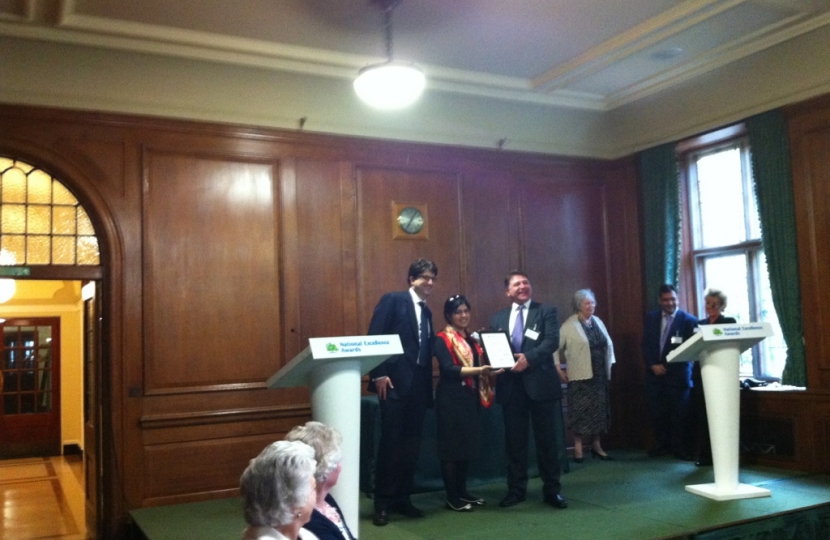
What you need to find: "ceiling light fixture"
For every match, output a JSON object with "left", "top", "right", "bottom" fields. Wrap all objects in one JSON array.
[{"left": 354, "top": 0, "right": 425, "bottom": 110}]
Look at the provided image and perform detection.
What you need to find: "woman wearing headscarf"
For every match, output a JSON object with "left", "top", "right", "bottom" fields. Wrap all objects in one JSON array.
[
  {"left": 434, "top": 294, "right": 500, "bottom": 511},
  {"left": 240, "top": 440, "right": 319, "bottom": 540},
  {"left": 554, "top": 289, "right": 615, "bottom": 462},
  {"left": 285, "top": 421, "right": 355, "bottom": 540}
]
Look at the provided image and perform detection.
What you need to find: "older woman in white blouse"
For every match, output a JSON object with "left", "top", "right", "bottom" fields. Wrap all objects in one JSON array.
[{"left": 554, "top": 289, "right": 615, "bottom": 463}]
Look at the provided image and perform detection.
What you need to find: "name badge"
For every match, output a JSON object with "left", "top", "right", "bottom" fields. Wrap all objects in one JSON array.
[
  {"left": 671, "top": 336, "right": 683, "bottom": 344},
  {"left": 525, "top": 328, "right": 540, "bottom": 341}
]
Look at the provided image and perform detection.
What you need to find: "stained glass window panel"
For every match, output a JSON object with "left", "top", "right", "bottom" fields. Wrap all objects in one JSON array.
[
  {"left": 77, "top": 236, "right": 100, "bottom": 265},
  {"left": 2, "top": 167, "right": 27, "bottom": 203},
  {"left": 2, "top": 204, "right": 26, "bottom": 233},
  {"left": 52, "top": 182, "right": 78, "bottom": 206},
  {"left": 26, "top": 235, "right": 51, "bottom": 264},
  {"left": 28, "top": 206, "right": 51, "bottom": 234},
  {"left": 52, "top": 206, "right": 76, "bottom": 235},
  {"left": 28, "top": 170, "right": 52, "bottom": 204},
  {"left": 2, "top": 235, "right": 25, "bottom": 263},
  {"left": 52, "top": 236, "right": 75, "bottom": 264},
  {"left": 77, "top": 207, "right": 94, "bottom": 235}
]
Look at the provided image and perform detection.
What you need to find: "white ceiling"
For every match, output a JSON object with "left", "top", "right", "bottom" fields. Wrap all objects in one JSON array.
[{"left": 2, "top": 0, "right": 829, "bottom": 113}]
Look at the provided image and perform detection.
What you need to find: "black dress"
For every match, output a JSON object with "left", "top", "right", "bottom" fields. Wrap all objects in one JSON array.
[
  {"left": 566, "top": 320, "right": 610, "bottom": 435},
  {"left": 434, "top": 334, "right": 483, "bottom": 461}
]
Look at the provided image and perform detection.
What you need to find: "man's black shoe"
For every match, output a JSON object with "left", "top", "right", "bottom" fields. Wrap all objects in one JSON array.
[
  {"left": 544, "top": 494, "right": 568, "bottom": 509},
  {"left": 498, "top": 493, "right": 526, "bottom": 507},
  {"left": 372, "top": 509, "right": 389, "bottom": 526},
  {"left": 396, "top": 503, "right": 425, "bottom": 518}
]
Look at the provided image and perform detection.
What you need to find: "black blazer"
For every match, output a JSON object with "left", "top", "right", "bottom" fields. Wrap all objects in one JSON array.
[
  {"left": 642, "top": 309, "right": 698, "bottom": 388},
  {"left": 366, "top": 290, "right": 434, "bottom": 404},
  {"left": 304, "top": 494, "right": 354, "bottom": 540},
  {"left": 490, "top": 301, "right": 560, "bottom": 403},
  {"left": 699, "top": 315, "right": 737, "bottom": 325}
]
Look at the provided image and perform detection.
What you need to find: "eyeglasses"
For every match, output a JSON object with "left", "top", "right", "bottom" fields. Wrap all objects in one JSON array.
[{"left": 418, "top": 274, "right": 436, "bottom": 282}]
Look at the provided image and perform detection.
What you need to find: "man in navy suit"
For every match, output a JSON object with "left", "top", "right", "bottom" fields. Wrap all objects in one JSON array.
[
  {"left": 490, "top": 271, "right": 567, "bottom": 509},
  {"left": 367, "top": 259, "right": 437, "bottom": 526},
  {"left": 642, "top": 283, "right": 699, "bottom": 460}
]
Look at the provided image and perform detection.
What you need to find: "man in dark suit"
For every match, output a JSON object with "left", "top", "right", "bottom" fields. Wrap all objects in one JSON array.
[
  {"left": 367, "top": 258, "right": 437, "bottom": 526},
  {"left": 642, "top": 283, "right": 699, "bottom": 460},
  {"left": 490, "top": 271, "right": 567, "bottom": 509}
]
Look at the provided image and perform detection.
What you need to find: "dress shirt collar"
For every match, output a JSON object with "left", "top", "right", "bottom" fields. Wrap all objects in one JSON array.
[{"left": 409, "top": 287, "right": 426, "bottom": 305}]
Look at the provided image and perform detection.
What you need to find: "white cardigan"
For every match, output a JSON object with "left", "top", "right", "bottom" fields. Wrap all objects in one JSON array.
[{"left": 553, "top": 313, "right": 615, "bottom": 381}]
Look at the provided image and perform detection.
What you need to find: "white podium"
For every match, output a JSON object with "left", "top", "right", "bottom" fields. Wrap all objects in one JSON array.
[
  {"left": 267, "top": 335, "right": 402, "bottom": 537},
  {"left": 666, "top": 322, "right": 774, "bottom": 500}
]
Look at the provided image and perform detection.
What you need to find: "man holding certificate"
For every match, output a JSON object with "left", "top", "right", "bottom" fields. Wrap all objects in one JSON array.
[{"left": 489, "top": 271, "right": 567, "bottom": 510}]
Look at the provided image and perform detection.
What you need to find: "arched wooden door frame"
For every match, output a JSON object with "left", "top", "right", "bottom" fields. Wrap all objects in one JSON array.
[{"left": 0, "top": 138, "right": 126, "bottom": 539}]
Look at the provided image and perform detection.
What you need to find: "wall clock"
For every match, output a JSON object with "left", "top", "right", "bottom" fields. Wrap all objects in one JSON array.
[{"left": 392, "top": 202, "right": 428, "bottom": 240}]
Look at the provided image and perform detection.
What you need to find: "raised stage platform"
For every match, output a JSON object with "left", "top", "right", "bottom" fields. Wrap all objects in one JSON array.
[{"left": 130, "top": 450, "right": 830, "bottom": 540}]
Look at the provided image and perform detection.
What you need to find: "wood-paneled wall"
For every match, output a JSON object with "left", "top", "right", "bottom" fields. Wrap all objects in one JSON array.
[{"left": 0, "top": 103, "right": 644, "bottom": 536}]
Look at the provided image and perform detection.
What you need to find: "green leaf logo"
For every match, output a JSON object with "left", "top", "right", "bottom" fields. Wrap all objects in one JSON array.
[
  {"left": 326, "top": 343, "right": 338, "bottom": 352},
  {"left": 713, "top": 328, "right": 723, "bottom": 336}
]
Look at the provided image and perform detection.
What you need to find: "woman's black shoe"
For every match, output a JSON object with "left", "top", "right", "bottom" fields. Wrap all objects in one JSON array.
[
  {"left": 460, "top": 493, "right": 485, "bottom": 506},
  {"left": 573, "top": 455, "right": 584, "bottom": 463},
  {"left": 591, "top": 449, "right": 614, "bottom": 461},
  {"left": 445, "top": 499, "right": 474, "bottom": 512}
]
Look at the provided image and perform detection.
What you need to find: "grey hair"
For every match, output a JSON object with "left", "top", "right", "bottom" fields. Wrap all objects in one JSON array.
[
  {"left": 572, "top": 289, "right": 597, "bottom": 313},
  {"left": 705, "top": 288, "right": 728, "bottom": 309},
  {"left": 285, "top": 421, "right": 343, "bottom": 485},
  {"left": 240, "top": 440, "right": 316, "bottom": 528}
]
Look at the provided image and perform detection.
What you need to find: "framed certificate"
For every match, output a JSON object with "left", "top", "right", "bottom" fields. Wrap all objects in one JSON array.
[{"left": 479, "top": 331, "right": 515, "bottom": 369}]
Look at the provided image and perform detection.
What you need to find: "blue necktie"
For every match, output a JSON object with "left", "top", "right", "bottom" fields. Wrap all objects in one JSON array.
[
  {"left": 661, "top": 314, "right": 673, "bottom": 350},
  {"left": 511, "top": 305, "right": 524, "bottom": 352},
  {"left": 418, "top": 301, "right": 431, "bottom": 365}
]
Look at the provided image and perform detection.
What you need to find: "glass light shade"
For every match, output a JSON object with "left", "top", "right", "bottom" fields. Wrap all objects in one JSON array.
[
  {"left": 354, "top": 61, "right": 425, "bottom": 110},
  {"left": 0, "top": 279, "right": 15, "bottom": 303}
]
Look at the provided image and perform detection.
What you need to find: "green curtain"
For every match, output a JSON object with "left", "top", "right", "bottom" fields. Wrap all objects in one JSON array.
[
  {"left": 638, "top": 143, "right": 680, "bottom": 309},
  {"left": 746, "top": 110, "right": 807, "bottom": 387}
]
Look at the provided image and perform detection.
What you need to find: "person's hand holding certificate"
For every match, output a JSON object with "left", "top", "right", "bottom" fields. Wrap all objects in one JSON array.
[{"left": 480, "top": 331, "right": 516, "bottom": 369}]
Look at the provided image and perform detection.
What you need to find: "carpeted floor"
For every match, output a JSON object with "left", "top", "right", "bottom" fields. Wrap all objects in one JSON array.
[{"left": 130, "top": 450, "right": 830, "bottom": 540}]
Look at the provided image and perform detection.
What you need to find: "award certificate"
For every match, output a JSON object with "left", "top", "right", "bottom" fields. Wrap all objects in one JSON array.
[{"left": 480, "top": 331, "right": 515, "bottom": 369}]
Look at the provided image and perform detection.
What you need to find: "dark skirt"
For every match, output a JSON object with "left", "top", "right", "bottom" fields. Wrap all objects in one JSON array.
[
  {"left": 435, "top": 381, "right": 481, "bottom": 461},
  {"left": 567, "top": 321, "right": 611, "bottom": 435}
]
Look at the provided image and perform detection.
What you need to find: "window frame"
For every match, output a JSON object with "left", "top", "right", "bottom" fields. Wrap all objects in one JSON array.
[{"left": 678, "top": 124, "right": 780, "bottom": 380}]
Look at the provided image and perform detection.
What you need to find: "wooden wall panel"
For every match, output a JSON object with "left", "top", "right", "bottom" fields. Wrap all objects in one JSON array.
[
  {"left": 461, "top": 172, "right": 520, "bottom": 329},
  {"left": 143, "top": 152, "right": 281, "bottom": 392},
  {"left": 356, "top": 167, "right": 463, "bottom": 329},
  {"left": 293, "top": 159, "right": 355, "bottom": 344},
  {"left": 520, "top": 179, "right": 609, "bottom": 318},
  {"left": 788, "top": 95, "right": 830, "bottom": 389}
]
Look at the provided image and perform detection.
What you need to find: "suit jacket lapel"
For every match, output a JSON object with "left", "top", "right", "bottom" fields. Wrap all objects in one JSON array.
[
  {"left": 522, "top": 301, "right": 538, "bottom": 346},
  {"left": 406, "top": 294, "right": 419, "bottom": 340}
]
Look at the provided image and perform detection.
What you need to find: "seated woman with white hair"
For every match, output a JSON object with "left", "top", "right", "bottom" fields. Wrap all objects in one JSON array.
[
  {"left": 285, "top": 421, "right": 355, "bottom": 540},
  {"left": 239, "top": 440, "right": 320, "bottom": 540}
]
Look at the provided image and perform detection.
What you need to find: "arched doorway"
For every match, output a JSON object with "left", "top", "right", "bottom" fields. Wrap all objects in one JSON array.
[{"left": 0, "top": 157, "right": 105, "bottom": 539}]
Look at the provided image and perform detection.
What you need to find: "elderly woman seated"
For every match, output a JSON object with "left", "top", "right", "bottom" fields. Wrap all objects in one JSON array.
[
  {"left": 285, "top": 421, "right": 355, "bottom": 540},
  {"left": 239, "top": 440, "right": 320, "bottom": 540}
]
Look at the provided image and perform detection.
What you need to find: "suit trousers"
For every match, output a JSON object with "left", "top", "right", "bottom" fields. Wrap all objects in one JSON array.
[
  {"left": 646, "top": 381, "right": 691, "bottom": 455},
  {"left": 374, "top": 380, "right": 429, "bottom": 510},
  {"left": 502, "top": 388, "right": 562, "bottom": 498}
]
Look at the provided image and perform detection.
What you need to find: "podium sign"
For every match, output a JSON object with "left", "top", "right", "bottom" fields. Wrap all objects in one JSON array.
[
  {"left": 267, "top": 334, "right": 401, "bottom": 537},
  {"left": 667, "top": 323, "right": 773, "bottom": 501}
]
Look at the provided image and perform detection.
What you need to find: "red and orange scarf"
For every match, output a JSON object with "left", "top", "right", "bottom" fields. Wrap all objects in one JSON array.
[{"left": 438, "top": 326, "right": 495, "bottom": 408}]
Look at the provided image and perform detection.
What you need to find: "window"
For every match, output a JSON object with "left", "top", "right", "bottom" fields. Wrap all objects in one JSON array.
[
  {"left": 0, "top": 157, "right": 99, "bottom": 266},
  {"left": 681, "top": 127, "right": 786, "bottom": 380}
]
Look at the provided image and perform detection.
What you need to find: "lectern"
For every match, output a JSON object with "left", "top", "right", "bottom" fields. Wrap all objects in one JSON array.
[
  {"left": 267, "top": 335, "right": 402, "bottom": 537},
  {"left": 666, "top": 322, "right": 773, "bottom": 500}
]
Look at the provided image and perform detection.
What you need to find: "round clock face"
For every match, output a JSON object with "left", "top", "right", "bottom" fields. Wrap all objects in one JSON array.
[{"left": 397, "top": 206, "right": 424, "bottom": 234}]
